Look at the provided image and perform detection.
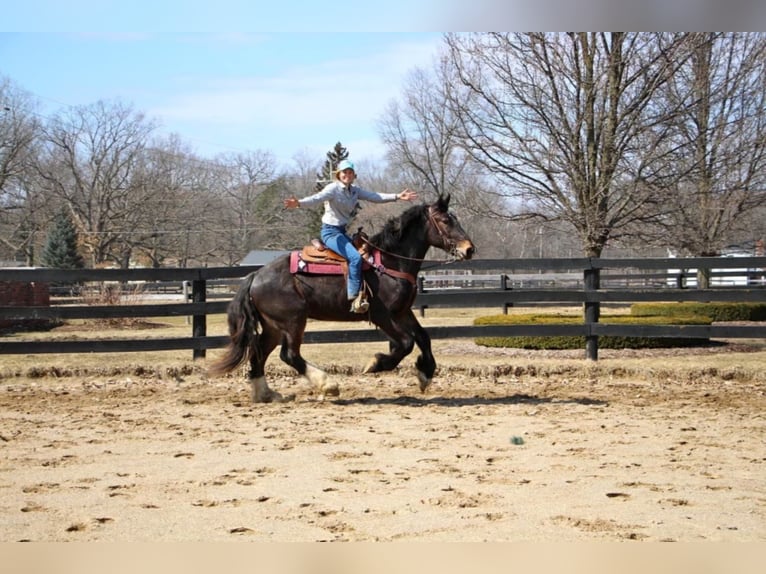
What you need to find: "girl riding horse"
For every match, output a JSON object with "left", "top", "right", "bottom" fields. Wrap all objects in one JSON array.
[
  {"left": 283, "top": 159, "right": 417, "bottom": 313},
  {"left": 209, "top": 193, "right": 474, "bottom": 403}
]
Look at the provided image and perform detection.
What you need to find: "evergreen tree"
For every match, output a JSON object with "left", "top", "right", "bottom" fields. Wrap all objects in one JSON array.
[
  {"left": 41, "top": 209, "right": 85, "bottom": 269},
  {"left": 315, "top": 142, "right": 349, "bottom": 191}
]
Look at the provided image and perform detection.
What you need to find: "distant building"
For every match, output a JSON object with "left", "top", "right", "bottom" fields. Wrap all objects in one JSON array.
[
  {"left": 239, "top": 250, "right": 291, "bottom": 266},
  {"left": 0, "top": 276, "right": 52, "bottom": 331},
  {"left": 667, "top": 242, "right": 766, "bottom": 287}
]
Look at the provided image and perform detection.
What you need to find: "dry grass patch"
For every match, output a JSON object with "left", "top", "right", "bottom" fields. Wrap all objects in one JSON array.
[{"left": 1, "top": 306, "right": 764, "bottom": 386}]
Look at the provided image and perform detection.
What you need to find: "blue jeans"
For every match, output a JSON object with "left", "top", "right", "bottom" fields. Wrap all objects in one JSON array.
[{"left": 320, "top": 224, "right": 363, "bottom": 299}]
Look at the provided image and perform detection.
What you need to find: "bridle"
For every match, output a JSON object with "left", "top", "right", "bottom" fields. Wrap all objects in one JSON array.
[
  {"left": 427, "top": 205, "right": 460, "bottom": 258},
  {"left": 360, "top": 204, "right": 462, "bottom": 266}
]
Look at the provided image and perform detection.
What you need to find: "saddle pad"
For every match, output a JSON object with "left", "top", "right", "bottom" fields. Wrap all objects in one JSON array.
[{"left": 290, "top": 250, "right": 380, "bottom": 276}]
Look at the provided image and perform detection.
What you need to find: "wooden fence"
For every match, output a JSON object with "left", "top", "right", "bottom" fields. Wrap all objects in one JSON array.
[{"left": 1, "top": 256, "right": 765, "bottom": 361}]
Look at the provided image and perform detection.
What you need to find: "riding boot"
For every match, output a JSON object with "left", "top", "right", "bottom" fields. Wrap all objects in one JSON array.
[{"left": 349, "top": 291, "right": 369, "bottom": 314}]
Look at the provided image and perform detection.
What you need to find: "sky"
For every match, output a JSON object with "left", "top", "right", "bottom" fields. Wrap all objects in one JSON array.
[
  {"left": 3, "top": 1, "right": 765, "bottom": 168},
  {"left": 1, "top": 32, "right": 446, "bottom": 167}
]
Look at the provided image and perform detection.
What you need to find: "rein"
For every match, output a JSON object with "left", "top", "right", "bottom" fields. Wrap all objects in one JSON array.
[
  {"left": 360, "top": 205, "right": 462, "bottom": 281},
  {"left": 360, "top": 238, "right": 427, "bottom": 263}
]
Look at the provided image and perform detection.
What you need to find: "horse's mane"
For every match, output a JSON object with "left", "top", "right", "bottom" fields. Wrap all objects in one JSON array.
[{"left": 368, "top": 203, "right": 427, "bottom": 253}]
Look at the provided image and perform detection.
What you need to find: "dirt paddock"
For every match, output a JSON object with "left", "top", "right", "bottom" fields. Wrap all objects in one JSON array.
[{"left": 1, "top": 338, "right": 765, "bottom": 542}]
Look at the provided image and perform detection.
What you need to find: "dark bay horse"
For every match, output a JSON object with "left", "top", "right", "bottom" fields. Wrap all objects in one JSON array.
[{"left": 208, "top": 194, "right": 475, "bottom": 402}]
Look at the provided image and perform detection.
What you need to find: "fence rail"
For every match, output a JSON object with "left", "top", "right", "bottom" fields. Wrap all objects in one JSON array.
[{"left": 2, "top": 257, "right": 765, "bottom": 360}]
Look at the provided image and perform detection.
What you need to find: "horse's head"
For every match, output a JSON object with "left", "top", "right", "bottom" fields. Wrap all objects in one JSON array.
[{"left": 426, "top": 194, "right": 475, "bottom": 260}]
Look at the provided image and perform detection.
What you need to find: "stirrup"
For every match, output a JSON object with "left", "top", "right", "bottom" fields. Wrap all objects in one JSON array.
[{"left": 350, "top": 292, "right": 369, "bottom": 314}]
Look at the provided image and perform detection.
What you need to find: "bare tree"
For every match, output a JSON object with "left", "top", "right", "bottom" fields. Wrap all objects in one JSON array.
[
  {"left": 34, "top": 100, "right": 157, "bottom": 267},
  {"left": 648, "top": 33, "right": 766, "bottom": 264},
  {"left": 443, "top": 33, "right": 689, "bottom": 257},
  {"left": 121, "top": 135, "right": 219, "bottom": 267},
  {"left": 0, "top": 78, "right": 38, "bottom": 203},
  {"left": 343, "top": 160, "right": 408, "bottom": 238},
  {"left": 290, "top": 148, "right": 323, "bottom": 190},
  {"left": 210, "top": 150, "right": 284, "bottom": 264},
  {"left": 377, "top": 59, "right": 522, "bottom": 258},
  {"left": 0, "top": 77, "right": 44, "bottom": 264},
  {"left": 379, "top": 64, "right": 472, "bottom": 197}
]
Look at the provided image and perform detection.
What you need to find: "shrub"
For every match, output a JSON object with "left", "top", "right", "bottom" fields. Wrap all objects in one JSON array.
[
  {"left": 474, "top": 313, "right": 712, "bottom": 350},
  {"left": 631, "top": 302, "right": 766, "bottom": 321}
]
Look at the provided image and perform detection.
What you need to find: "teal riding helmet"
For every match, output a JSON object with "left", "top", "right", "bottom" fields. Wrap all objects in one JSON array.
[{"left": 336, "top": 159, "right": 355, "bottom": 172}]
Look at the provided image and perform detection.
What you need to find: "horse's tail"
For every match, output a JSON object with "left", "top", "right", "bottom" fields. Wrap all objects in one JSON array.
[{"left": 207, "top": 271, "right": 261, "bottom": 376}]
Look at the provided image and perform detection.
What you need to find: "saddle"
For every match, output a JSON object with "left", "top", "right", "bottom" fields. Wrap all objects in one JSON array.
[
  {"left": 290, "top": 229, "right": 372, "bottom": 276},
  {"left": 290, "top": 237, "right": 372, "bottom": 276},
  {"left": 300, "top": 233, "right": 369, "bottom": 265},
  {"left": 288, "top": 230, "right": 417, "bottom": 286}
]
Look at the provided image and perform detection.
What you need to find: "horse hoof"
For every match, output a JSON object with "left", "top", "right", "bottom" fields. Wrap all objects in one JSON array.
[
  {"left": 363, "top": 358, "right": 378, "bottom": 373},
  {"left": 255, "top": 390, "right": 295, "bottom": 404},
  {"left": 322, "top": 382, "right": 340, "bottom": 397},
  {"left": 418, "top": 372, "right": 432, "bottom": 393}
]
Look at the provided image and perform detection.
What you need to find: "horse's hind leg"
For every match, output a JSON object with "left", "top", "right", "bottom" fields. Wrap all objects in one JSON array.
[
  {"left": 279, "top": 330, "right": 340, "bottom": 399},
  {"left": 248, "top": 326, "right": 286, "bottom": 403}
]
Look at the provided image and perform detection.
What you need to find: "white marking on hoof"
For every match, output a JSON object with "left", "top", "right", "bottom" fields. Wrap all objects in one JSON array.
[
  {"left": 418, "top": 371, "right": 432, "bottom": 393},
  {"left": 363, "top": 358, "right": 378, "bottom": 373},
  {"left": 250, "top": 376, "right": 284, "bottom": 404},
  {"left": 305, "top": 363, "right": 338, "bottom": 397},
  {"left": 321, "top": 382, "right": 340, "bottom": 397}
]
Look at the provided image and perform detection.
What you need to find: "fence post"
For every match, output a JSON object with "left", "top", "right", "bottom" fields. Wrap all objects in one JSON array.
[
  {"left": 191, "top": 279, "right": 206, "bottom": 359},
  {"left": 182, "top": 280, "right": 191, "bottom": 324},
  {"left": 417, "top": 275, "right": 427, "bottom": 318},
  {"left": 501, "top": 274, "right": 513, "bottom": 315},
  {"left": 583, "top": 262, "right": 600, "bottom": 361}
]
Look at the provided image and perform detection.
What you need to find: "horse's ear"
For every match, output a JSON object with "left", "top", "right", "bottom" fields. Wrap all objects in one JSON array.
[{"left": 436, "top": 193, "right": 451, "bottom": 211}]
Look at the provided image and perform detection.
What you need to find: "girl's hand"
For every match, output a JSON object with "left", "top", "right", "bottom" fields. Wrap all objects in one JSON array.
[
  {"left": 284, "top": 197, "right": 300, "bottom": 209},
  {"left": 398, "top": 188, "right": 418, "bottom": 202}
]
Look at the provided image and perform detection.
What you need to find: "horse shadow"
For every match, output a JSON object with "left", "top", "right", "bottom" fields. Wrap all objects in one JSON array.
[{"left": 331, "top": 393, "right": 608, "bottom": 408}]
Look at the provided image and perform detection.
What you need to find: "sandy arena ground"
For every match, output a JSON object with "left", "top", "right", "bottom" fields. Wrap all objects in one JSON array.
[{"left": 1, "top": 339, "right": 765, "bottom": 542}]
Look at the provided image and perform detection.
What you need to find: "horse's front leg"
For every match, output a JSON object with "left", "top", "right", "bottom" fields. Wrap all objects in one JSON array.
[
  {"left": 363, "top": 317, "right": 413, "bottom": 375},
  {"left": 364, "top": 310, "right": 435, "bottom": 392},
  {"left": 400, "top": 309, "right": 436, "bottom": 392}
]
